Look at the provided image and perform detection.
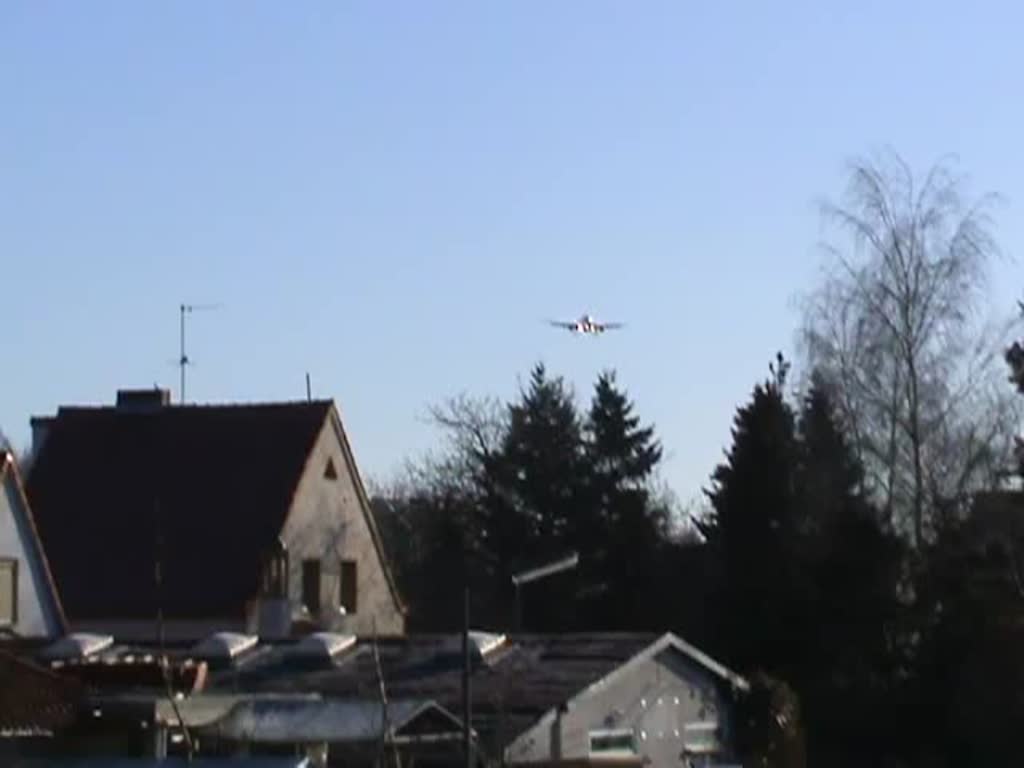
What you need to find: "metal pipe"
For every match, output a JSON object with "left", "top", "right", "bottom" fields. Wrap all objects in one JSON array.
[{"left": 179, "top": 305, "right": 187, "bottom": 405}]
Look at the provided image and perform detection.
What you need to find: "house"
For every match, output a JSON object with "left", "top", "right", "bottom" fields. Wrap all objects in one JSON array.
[
  {"left": 16, "top": 631, "right": 468, "bottom": 767},
  {"left": 196, "top": 631, "right": 749, "bottom": 767},
  {"left": 25, "top": 389, "right": 405, "bottom": 642},
  {"left": 15, "top": 629, "right": 746, "bottom": 766},
  {"left": 0, "top": 452, "right": 65, "bottom": 639}
]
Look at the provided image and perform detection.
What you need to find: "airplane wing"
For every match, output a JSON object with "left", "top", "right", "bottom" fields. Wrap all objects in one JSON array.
[
  {"left": 597, "top": 322, "right": 625, "bottom": 331},
  {"left": 548, "top": 320, "right": 577, "bottom": 329}
]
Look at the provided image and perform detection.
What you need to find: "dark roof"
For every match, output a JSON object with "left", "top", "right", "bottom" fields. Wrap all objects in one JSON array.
[
  {"left": 26, "top": 401, "right": 333, "bottom": 620},
  {"left": 0, "top": 452, "right": 67, "bottom": 633},
  {"left": 202, "top": 698, "right": 465, "bottom": 744},
  {"left": 0, "top": 650, "right": 81, "bottom": 737},
  {"left": 208, "top": 633, "right": 662, "bottom": 751}
]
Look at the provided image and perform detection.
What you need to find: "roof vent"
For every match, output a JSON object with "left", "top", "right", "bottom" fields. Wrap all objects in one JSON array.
[
  {"left": 192, "top": 632, "right": 259, "bottom": 660},
  {"left": 116, "top": 388, "right": 171, "bottom": 412},
  {"left": 290, "top": 632, "right": 357, "bottom": 660},
  {"left": 470, "top": 630, "right": 507, "bottom": 656},
  {"left": 39, "top": 632, "right": 115, "bottom": 661},
  {"left": 446, "top": 630, "right": 507, "bottom": 659}
]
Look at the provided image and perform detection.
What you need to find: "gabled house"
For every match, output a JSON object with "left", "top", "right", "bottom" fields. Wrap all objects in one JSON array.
[
  {"left": 207, "top": 631, "right": 748, "bottom": 767},
  {"left": 25, "top": 389, "right": 405, "bottom": 641},
  {"left": 0, "top": 452, "right": 65, "bottom": 639},
  {"left": 15, "top": 630, "right": 747, "bottom": 766}
]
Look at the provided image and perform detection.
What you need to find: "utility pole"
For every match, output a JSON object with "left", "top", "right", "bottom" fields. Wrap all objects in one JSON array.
[
  {"left": 372, "top": 618, "right": 401, "bottom": 768},
  {"left": 178, "top": 303, "right": 220, "bottom": 405}
]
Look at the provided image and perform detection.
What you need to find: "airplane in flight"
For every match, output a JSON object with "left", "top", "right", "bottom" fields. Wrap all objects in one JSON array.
[{"left": 548, "top": 313, "right": 625, "bottom": 335}]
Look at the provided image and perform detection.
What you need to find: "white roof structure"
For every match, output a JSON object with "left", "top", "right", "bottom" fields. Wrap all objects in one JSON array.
[
  {"left": 288, "top": 632, "right": 356, "bottom": 660},
  {"left": 38, "top": 632, "right": 114, "bottom": 660},
  {"left": 192, "top": 632, "right": 259, "bottom": 660},
  {"left": 203, "top": 698, "right": 465, "bottom": 745}
]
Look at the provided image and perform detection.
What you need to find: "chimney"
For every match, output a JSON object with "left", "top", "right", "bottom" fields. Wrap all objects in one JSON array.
[
  {"left": 30, "top": 416, "right": 55, "bottom": 458},
  {"left": 116, "top": 388, "right": 171, "bottom": 412}
]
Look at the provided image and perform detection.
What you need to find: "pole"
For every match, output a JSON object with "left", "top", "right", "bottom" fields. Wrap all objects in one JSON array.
[
  {"left": 306, "top": 372, "right": 312, "bottom": 402},
  {"left": 155, "top": 498, "right": 193, "bottom": 759},
  {"left": 514, "top": 582, "right": 522, "bottom": 633},
  {"left": 462, "top": 585, "right": 472, "bottom": 768},
  {"left": 179, "top": 305, "right": 187, "bottom": 405},
  {"left": 178, "top": 302, "right": 221, "bottom": 406}
]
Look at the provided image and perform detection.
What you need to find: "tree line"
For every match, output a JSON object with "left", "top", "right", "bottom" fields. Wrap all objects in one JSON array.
[{"left": 373, "top": 151, "right": 1024, "bottom": 767}]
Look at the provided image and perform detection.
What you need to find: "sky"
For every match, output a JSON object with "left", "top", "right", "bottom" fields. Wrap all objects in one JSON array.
[{"left": 3, "top": 1, "right": 1024, "bottom": 507}]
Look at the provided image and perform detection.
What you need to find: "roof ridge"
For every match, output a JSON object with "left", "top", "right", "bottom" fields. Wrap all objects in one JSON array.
[{"left": 58, "top": 399, "right": 334, "bottom": 413}]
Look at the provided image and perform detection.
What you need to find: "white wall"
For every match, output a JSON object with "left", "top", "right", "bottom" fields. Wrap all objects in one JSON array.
[
  {"left": 506, "top": 644, "right": 737, "bottom": 766},
  {"left": 280, "top": 413, "right": 404, "bottom": 637},
  {"left": 0, "top": 469, "right": 62, "bottom": 638}
]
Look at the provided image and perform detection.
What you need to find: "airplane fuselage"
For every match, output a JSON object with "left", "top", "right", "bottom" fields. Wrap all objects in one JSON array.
[{"left": 574, "top": 315, "right": 602, "bottom": 334}]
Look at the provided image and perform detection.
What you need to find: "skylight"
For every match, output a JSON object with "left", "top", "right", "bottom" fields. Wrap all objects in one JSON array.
[
  {"left": 290, "top": 632, "right": 357, "bottom": 660},
  {"left": 468, "top": 630, "right": 507, "bottom": 657},
  {"left": 39, "top": 632, "right": 114, "bottom": 661},
  {"left": 192, "top": 631, "right": 259, "bottom": 660}
]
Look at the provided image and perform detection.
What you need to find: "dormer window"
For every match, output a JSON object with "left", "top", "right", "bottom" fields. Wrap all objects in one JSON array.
[{"left": 260, "top": 538, "right": 289, "bottom": 598}]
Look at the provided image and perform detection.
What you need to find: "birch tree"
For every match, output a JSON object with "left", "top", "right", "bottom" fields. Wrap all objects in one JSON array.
[{"left": 802, "top": 151, "right": 1017, "bottom": 547}]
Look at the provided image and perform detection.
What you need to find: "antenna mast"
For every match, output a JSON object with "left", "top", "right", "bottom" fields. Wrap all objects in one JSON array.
[{"left": 178, "top": 303, "right": 220, "bottom": 405}]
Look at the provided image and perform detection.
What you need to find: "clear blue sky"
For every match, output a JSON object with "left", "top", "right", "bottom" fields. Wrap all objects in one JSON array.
[{"left": 3, "top": 1, "right": 1024, "bottom": 507}]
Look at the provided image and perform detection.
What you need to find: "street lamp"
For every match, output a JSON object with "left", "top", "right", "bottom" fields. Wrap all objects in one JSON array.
[{"left": 511, "top": 552, "right": 580, "bottom": 632}]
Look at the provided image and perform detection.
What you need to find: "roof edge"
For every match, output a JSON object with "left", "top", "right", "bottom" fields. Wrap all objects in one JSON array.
[
  {"left": 0, "top": 452, "right": 69, "bottom": 635},
  {"left": 325, "top": 405, "right": 408, "bottom": 617}
]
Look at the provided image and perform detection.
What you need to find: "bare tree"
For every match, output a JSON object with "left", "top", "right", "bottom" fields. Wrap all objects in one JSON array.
[
  {"left": 421, "top": 394, "right": 508, "bottom": 495},
  {"left": 801, "top": 150, "right": 1018, "bottom": 547}
]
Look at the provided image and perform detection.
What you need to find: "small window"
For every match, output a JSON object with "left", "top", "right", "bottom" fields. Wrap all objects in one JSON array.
[
  {"left": 0, "top": 559, "right": 17, "bottom": 627},
  {"left": 324, "top": 458, "right": 338, "bottom": 480},
  {"left": 589, "top": 728, "right": 636, "bottom": 757},
  {"left": 302, "top": 559, "right": 321, "bottom": 613},
  {"left": 682, "top": 722, "right": 722, "bottom": 755},
  {"left": 340, "top": 559, "right": 357, "bottom": 613}
]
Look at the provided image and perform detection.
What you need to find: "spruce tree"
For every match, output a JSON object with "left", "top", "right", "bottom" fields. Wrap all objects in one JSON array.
[
  {"left": 584, "top": 370, "right": 668, "bottom": 628},
  {"left": 794, "top": 376, "right": 906, "bottom": 766},
  {"left": 497, "top": 363, "right": 588, "bottom": 629},
  {"left": 701, "top": 353, "right": 802, "bottom": 672},
  {"left": 586, "top": 371, "right": 662, "bottom": 489}
]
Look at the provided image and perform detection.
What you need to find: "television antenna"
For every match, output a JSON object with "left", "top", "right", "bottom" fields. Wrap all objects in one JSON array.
[{"left": 178, "top": 303, "right": 221, "bottom": 405}]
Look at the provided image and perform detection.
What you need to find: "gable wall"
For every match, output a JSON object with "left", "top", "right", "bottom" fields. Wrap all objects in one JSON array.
[
  {"left": 280, "top": 415, "right": 404, "bottom": 636},
  {"left": 506, "top": 648, "right": 735, "bottom": 766},
  {"left": 0, "top": 471, "right": 62, "bottom": 638}
]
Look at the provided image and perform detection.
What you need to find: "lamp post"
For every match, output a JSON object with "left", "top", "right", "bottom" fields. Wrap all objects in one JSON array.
[{"left": 511, "top": 552, "right": 580, "bottom": 632}]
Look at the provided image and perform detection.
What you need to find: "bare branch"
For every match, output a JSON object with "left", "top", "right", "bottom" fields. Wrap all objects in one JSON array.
[{"left": 800, "top": 151, "right": 1011, "bottom": 546}]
